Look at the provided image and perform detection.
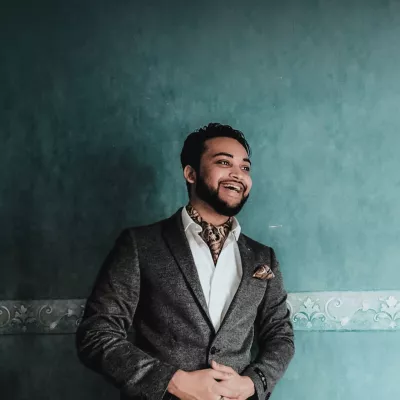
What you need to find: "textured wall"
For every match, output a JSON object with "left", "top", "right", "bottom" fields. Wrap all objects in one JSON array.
[{"left": 1, "top": 0, "right": 400, "bottom": 399}]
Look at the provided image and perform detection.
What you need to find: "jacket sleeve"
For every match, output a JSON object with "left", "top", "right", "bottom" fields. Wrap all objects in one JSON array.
[
  {"left": 76, "top": 229, "right": 178, "bottom": 400},
  {"left": 241, "top": 248, "right": 295, "bottom": 400}
]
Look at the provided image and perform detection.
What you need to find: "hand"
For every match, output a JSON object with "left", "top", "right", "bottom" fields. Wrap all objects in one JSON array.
[
  {"left": 211, "top": 361, "right": 255, "bottom": 400},
  {"left": 167, "top": 368, "right": 239, "bottom": 400}
]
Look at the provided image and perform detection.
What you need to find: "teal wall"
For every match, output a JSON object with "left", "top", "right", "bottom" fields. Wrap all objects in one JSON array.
[{"left": 1, "top": 0, "right": 399, "bottom": 399}]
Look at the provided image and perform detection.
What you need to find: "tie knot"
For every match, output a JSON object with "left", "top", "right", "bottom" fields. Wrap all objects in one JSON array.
[{"left": 186, "top": 204, "right": 232, "bottom": 265}]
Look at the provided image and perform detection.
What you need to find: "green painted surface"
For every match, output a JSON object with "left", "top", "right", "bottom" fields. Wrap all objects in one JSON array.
[
  {"left": 277, "top": 331, "right": 400, "bottom": 399},
  {"left": 0, "top": 335, "right": 118, "bottom": 399},
  {"left": 1, "top": 0, "right": 399, "bottom": 399}
]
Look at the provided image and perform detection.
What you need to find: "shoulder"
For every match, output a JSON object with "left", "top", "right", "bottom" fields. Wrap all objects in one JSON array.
[
  {"left": 120, "top": 209, "right": 181, "bottom": 240},
  {"left": 240, "top": 233, "right": 279, "bottom": 267},
  {"left": 122, "top": 218, "right": 166, "bottom": 238},
  {"left": 241, "top": 233, "right": 272, "bottom": 253}
]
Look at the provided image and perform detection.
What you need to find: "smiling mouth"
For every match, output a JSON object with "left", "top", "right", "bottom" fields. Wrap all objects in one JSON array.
[{"left": 220, "top": 182, "right": 244, "bottom": 193}]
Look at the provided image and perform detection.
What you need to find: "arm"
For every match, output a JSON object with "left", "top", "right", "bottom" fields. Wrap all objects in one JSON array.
[
  {"left": 241, "top": 248, "right": 295, "bottom": 399},
  {"left": 75, "top": 229, "right": 178, "bottom": 400}
]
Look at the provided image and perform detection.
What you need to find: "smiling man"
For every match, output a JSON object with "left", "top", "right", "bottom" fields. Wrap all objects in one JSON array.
[{"left": 76, "top": 123, "right": 294, "bottom": 400}]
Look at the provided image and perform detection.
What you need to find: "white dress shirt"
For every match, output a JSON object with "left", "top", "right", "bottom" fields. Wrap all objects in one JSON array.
[{"left": 181, "top": 207, "right": 243, "bottom": 331}]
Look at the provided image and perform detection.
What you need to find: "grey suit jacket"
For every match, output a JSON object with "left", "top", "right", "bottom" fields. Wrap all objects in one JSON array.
[{"left": 76, "top": 209, "right": 294, "bottom": 400}]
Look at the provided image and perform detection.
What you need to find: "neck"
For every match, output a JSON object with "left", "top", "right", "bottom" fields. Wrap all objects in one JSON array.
[{"left": 188, "top": 198, "right": 230, "bottom": 226}]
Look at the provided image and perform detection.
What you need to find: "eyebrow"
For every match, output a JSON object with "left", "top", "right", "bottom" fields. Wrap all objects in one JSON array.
[{"left": 212, "top": 152, "right": 252, "bottom": 165}]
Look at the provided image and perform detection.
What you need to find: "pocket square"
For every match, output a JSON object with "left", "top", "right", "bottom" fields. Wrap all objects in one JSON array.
[{"left": 252, "top": 264, "right": 275, "bottom": 280}]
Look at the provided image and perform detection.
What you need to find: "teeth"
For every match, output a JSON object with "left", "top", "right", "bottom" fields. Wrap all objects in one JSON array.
[{"left": 223, "top": 184, "right": 241, "bottom": 192}]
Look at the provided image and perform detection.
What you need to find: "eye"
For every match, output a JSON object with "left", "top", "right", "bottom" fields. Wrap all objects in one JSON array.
[
  {"left": 242, "top": 165, "right": 251, "bottom": 172},
  {"left": 217, "top": 160, "right": 230, "bottom": 166}
]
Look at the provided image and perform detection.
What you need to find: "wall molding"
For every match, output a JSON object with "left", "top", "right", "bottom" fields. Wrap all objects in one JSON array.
[
  {"left": 1, "top": 291, "right": 400, "bottom": 334},
  {"left": 287, "top": 291, "right": 400, "bottom": 331}
]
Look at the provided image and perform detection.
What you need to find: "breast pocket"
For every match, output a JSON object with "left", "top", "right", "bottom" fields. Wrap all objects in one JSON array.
[
  {"left": 248, "top": 279, "right": 269, "bottom": 289},
  {"left": 246, "top": 279, "right": 268, "bottom": 307}
]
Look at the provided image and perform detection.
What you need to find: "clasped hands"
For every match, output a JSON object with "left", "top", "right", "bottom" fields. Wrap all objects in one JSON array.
[{"left": 167, "top": 360, "right": 255, "bottom": 400}]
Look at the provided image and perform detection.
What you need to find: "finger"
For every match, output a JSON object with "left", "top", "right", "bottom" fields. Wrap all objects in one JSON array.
[
  {"left": 217, "top": 397, "right": 239, "bottom": 400},
  {"left": 214, "top": 384, "right": 240, "bottom": 399},
  {"left": 211, "top": 361, "right": 235, "bottom": 374},
  {"left": 210, "top": 369, "right": 234, "bottom": 381}
]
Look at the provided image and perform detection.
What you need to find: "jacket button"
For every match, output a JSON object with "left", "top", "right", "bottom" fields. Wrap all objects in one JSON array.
[{"left": 210, "top": 346, "right": 218, "bottom": 355}]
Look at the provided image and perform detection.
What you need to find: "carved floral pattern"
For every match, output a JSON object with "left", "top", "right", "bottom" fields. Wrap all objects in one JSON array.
[
  {"left": 1, "top": 292, "right": 400, "bottom": 334},
  {"left": 0, "top": 300, "right": 85, "bottom": 334},
  {"left": 287, "top": 291, "right": 400, "bottom": 330}
]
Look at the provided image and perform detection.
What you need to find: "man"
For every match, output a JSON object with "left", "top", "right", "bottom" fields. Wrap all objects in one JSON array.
[{"left": 76, "top": 123, "right": 294, "bottom": 400}]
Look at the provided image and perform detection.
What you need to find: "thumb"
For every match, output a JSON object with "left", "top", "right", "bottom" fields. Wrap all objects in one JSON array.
[
  {"left": 211, "top": 360, "right": 233, "bottom": 373},
  {"left": 211, "top": 360, "right": 222, "bottom": 369}
]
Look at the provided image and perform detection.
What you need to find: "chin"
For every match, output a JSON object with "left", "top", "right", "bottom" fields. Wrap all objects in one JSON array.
[
  {"left": 225, "top": 201, "right": 242, "bottom": 210},
  {"left": 219, "top": 196, "right": 242, "bottom": 208},
  {"left": 214, "top": 198, "right": 246, "bottom": 217}
]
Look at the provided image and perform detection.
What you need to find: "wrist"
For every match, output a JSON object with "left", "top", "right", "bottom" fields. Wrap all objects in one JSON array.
[
  {"left": 167, "top": 369, "right": 187, "bottom": 396},
  {"left": 243, "top": 376, "right": 255, "bottom": 397}
]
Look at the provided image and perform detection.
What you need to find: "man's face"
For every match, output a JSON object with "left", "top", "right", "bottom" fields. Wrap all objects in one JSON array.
[{"left": 194, "top": 137, "right": 252, "bottom": 217}]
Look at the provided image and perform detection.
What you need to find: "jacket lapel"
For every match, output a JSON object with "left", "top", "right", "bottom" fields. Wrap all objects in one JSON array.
[
  {"left": 216, "top": 234, "right": 256, "bottom": 333},
  {"left": 162, "top": 209, "right": 214, "bottom": 330}
]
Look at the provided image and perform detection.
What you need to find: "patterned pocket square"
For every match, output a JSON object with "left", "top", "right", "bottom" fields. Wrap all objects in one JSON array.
[{"left": 252, "top": 264, "right": 275, "bottom": 280}]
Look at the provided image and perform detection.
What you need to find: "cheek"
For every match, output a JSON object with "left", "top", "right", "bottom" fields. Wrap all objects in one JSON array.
[
  {"left": 245, "top": 177, "right": 253, "bottom": 195},
  {"left": 203, "top": 167, "right": 224, "bottom": 186}
]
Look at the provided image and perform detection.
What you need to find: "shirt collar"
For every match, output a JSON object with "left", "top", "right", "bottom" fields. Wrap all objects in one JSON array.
[{"left": 181, "top": 207, "right": 241, "bottom": 241}]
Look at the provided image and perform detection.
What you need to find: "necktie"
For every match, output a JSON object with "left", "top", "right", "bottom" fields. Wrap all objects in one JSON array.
[{"left": 186, "top": 204, "right": 232, "bottom": 265}]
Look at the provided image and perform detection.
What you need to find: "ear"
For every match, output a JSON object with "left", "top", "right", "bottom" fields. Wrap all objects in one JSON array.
[{"left": 183, "top": 165, "right": 197, "bottom": 184}]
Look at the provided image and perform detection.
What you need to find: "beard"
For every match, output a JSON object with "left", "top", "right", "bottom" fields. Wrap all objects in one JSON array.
[{"left": 195, "top": 175, "right": 249, "bottom": 217}]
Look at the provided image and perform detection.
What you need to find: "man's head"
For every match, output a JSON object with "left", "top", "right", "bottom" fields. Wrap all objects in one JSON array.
[{"left": 180, "top": 123, "right": 252, "bottom": 217}]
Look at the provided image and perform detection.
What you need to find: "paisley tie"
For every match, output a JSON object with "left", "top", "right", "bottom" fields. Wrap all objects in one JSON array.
[{"left": 186, "top": 204, "right": 232, "bottom": 265}]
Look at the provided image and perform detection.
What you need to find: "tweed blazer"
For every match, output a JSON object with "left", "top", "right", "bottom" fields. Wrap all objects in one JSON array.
[{"left": 76, "top": 209, "right": 294, "bottom": 400}]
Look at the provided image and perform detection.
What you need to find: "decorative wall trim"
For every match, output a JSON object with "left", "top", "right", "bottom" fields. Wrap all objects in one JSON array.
[
  {"left": 0, "top": 299, "right": 85, "bottom": 334},
  {"left": 287, "top": 291, "right": 400, "bottom": 331},
  {"left": 1, "top": 291, "right": 400, "bottom": 334}
]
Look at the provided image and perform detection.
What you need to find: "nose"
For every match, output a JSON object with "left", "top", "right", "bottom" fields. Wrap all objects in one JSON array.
[{"left": 229, "top": 165, "right": 244, "bottom": 181}]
